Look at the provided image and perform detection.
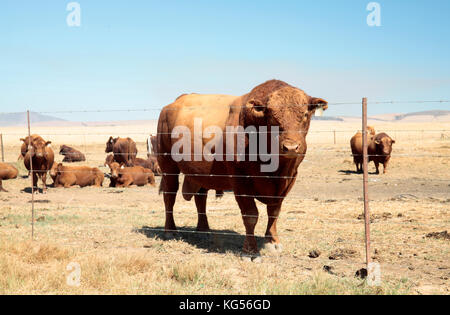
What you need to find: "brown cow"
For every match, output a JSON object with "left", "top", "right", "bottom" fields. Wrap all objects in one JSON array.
[
  {"left": 0, "top": 163, "right": 19, "bottom": 192},
  {"left": 369, "top": 133, "right": 395, "bottom": 174},
  {"left": 105, "top": 137, "right": 137, "bottom": 167},
  {"left": 108, "top": 162, "right": 155, "bottom": 188},
  {"left": 350, "top": 126, "right": 376, "bottom": 173},
  {"left": 51, "top": 163, "right": 104, "bottom": 188},
  {"left": 135, "top": 156, "right": 162, "bottom": 176},
  {"left": 157, "top": 80, "right": 328, "bottom": 255},
  {"left": 23, "top": 135, "right": 54, "bottom": 194},
  {"left": 59, "top": 145, "right": 86, "bottom": 162},
  {"left": 104, "top": 153, "right": 115, "bottom": 167}
]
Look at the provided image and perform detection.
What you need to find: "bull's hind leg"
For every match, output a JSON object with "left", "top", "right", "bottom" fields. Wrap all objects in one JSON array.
[
  {"left": 195, "top": 188, "right": 210, "bottom": 232},
  {"left": 235, "top": 196, "right": 259, "bottom": 255},
  {"left": 161, "top": 173, "right": 179, "bottom": 234},
  {"left": 263, "top": 203, "right": 283, "bottom": 253}
]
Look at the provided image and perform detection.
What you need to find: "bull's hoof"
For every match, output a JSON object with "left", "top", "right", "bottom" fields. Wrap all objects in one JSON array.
[
  {"left": 263, "top": 242, "right": 283, "bottom": 254},
  {"left": 240, "top": 253, "right": 262, "bottom": 263},
  {"left": 163, "top": 232, "right": 177, "bottom": 240}
]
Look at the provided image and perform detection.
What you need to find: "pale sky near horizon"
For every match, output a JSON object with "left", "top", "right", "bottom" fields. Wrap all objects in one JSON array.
[{"left": 1, "top": 0, "right": 449, "bottom": 121}]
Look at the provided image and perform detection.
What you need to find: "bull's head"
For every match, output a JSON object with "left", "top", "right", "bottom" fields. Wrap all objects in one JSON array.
[
  {"left": 375, "top": 136, "right": 395, "bottom": 155},
  {"left": 242, "top": 80, "right": 328, "bottom": 159},
  {"left": 23, "top": 138, "right": 51, "bottom": 159},
  {"left": 59, "top": 145, "right": 69, "bottom": 155},
  {"left": 105, "top": 137, "right": 117, "bottom": 153}
]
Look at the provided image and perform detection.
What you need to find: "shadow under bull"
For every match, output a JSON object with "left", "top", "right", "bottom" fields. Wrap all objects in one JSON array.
[{"left": 135, "top": 226, "right": 266, "bottom": 255}]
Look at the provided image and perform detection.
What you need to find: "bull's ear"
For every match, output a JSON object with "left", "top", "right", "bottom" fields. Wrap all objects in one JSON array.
[
  {"left": 246, "top": 99, "right": 266, "bottom": 118},
  {"left": 20, "top": 138, "right": 26, "bottom": 143},
  {"left": 309, "top": 97, "right": 328, "bottom": 112},
  {"left": 45, "top": 141, "right": 52, "bottom": 147},
  {"left": 391, "top": 140, "right": 396, "bottom": 144}
]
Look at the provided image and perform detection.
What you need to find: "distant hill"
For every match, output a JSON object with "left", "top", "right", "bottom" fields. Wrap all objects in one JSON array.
[
  {"left": 394, "top": 110, "right": 450, "bottom": 120},
  {"left": 312, "top": 116, "right": 344, "bottom": 121},
  {"left": 0, "top": 112, "right": 65, "bottom": 127}
]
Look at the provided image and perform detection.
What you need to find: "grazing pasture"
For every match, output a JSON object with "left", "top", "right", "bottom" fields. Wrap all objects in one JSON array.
[{"left": 0, "top": 120, "right": 448, "bottom": 294}]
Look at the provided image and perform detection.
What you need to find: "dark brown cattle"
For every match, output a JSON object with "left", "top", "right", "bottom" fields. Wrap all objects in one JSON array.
[
  {"left": 369, "top": 133, "right": 395, "bottom": 174},
  {"left": 104, "top": 154, "right": 115, "bottom": 167},
  {"left": 108, "top": 162, "right": 155, "bottom": 188},
  {"left": 157, "top": 80, "right": 328, "bottom": 255},
  {"left": 0, "top": 163, "right": 19, "bottom": 192},
  {"left": 350, "top": 126, "right": 376, "bottom": 173},
  {"left": 59, "top": 145, "right": 86, "bottom": 162},
  {"left": 105, "top": 137, "right": 137, "bottom": 167},
  {"left": 23, "top": 135, "right": 54, "bottom": 194},
  {"left": 50, "top": 163, "right": 104, "bottom": 188}
]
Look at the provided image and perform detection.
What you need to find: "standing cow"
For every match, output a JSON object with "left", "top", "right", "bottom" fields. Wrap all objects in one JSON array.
[
  {"left": 105, "top": 137, "right": 137, "bottom": 167},
  {"left": 157, "top": 80, "right": 328, "bottom": 255},
  {"left": 0, "top": 163, "right": 19, "bottom": 192},
  {"left": 350, "top": 126, "right": 376, "bottom": 173},
  {"left": 22, "top": 135, "right": 54, "bottom": 194}
]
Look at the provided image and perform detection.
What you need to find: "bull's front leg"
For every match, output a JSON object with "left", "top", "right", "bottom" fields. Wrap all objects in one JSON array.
[
  {"left": 235, "top": 195, "right": 259, "bottom": 256},
  {"left": 32, "top": 171, "right": 39, "bottom": 194},
  {"left": 263, "top": 203, "right": 283, "bottom": 253}
]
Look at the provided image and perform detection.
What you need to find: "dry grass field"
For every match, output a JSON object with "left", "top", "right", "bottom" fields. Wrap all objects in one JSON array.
[{"left": 0, "top": 119, "right": 449, "bottom": 295}]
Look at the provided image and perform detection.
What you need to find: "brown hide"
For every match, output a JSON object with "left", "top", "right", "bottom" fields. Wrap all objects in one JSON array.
[
  {"left": 0, "top": 162, "right": 19, "bottom": 192},
  {"left": 52, "top": 163, "right": 104, "bottom": 188},
  {"left": 108, "top": 162, "right": 155, "bottom": 188},
  {"left": 23, "top": 135, "right": 54, "bottom": 193},
  {"left": 59, "top": 145, "right": 86, "bottom": 162},
  {"left": 105, "top": 137, "right": 137, "bottom": 167}
]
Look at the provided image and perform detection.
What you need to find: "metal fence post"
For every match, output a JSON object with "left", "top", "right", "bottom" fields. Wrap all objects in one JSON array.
[
  {"left": 362, "top": 98, "right": 371, "bottom": 270},
  {"left": 27, "top": 111, "right": 35, "bottom": 240}
]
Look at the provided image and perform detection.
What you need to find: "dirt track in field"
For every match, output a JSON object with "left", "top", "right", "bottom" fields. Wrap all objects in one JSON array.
[{"left": 0, "top": 120, "right": 448, "bottom": 294}]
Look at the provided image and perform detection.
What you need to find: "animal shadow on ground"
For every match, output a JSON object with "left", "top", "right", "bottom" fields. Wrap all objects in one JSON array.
[
  {"left": 338, "top": 170, "right": 379, "bottom": 175},
  {"left": 136, "top": 226, "right": 266, "bottom": 255}
]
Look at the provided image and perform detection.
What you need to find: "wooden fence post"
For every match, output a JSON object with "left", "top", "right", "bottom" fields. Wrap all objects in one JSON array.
[{"left": 362, "top": 98, "right": 372, "bottom": 270}]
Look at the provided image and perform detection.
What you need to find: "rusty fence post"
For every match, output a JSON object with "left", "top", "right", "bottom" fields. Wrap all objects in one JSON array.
[
  {"left": 362, "top": 98, "right": 372, "bottom": 276},
  {"left": 0, "top": 133, "right": 4, "bottom": 162},
  {"left": 27, "top": 111, "right": 35, "bottom": 240}
]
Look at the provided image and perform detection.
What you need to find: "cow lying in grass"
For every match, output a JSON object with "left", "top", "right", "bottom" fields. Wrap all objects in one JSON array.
[
  {"left": 50, "top": 163, "right": 104, "bottom": 188},
  {"left": 0, "top": 163, "right": 18, "bottom": 192},
  {"left": 108, "top": 162, "right": 155, "bottom": 188}
]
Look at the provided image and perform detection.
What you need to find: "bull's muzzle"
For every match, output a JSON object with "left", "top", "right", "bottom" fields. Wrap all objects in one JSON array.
[{"left": 281, "top": 140, "right": 301, "bottom": 158}]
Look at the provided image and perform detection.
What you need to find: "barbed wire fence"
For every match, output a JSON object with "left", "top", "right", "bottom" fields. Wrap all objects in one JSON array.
[{"left": 0, "top": 98, "right": 449, "bottom": 286}]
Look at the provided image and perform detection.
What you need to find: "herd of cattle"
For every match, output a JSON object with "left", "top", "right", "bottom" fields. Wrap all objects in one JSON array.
[
  {"left": 0, "top": 81, "right": 396, "bottom": 255},
  {"left": 0, "top": 134, "right": 161, "bottom": 193}
]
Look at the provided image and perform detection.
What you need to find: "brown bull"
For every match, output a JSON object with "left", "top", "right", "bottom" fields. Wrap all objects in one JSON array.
[
  {"left": 59, "top": 145, "right": 86, "bottom": 162},
  {"left": 22, "top": 135, "right": 54, "bottom": 194},
  {"left": 0, "top": 163, "right": 19, "bottom": 192},
  {"left": 350, "top": 126, "right": 376, "bottom": 173},
  {"left": 108, "top": 162, "right": 155, "bottom": 188},
  {"left": 50, "top": 163, "right": 104, "bottom": 188},
  {"left": 369, "top": 133, "right": 395, "bottom": 174},
  {"left": 105, "top": 137, "right": 137, "bottom": 167},
  {"left": 157, "top": 80, "right": 328, "bottom": 255}
]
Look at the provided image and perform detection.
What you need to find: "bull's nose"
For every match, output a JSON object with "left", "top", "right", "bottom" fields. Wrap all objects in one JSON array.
[{"left": 282, "top": 143, "right": 299, "bottom": 152}]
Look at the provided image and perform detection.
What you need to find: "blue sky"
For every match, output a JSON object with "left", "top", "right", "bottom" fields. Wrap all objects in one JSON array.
[{"left": 1, "top": 0, "right": 449, "bottom": 121}]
